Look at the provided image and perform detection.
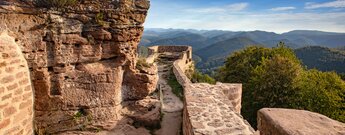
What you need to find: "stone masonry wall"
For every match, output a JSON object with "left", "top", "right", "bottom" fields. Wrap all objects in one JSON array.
[
  {"left": 0, "top": 32, "right": 33, "bottom": 135},
  {"left": 0, "top": 0, "right": 154, "bottom": 134}
]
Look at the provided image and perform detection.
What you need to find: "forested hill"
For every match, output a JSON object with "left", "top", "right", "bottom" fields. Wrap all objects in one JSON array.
[
  {"left": 140, "top": 29, "right": 345, "bottom": 74},
  {"left": 295, "top": 46, "right": 345, "bottom": 73}
]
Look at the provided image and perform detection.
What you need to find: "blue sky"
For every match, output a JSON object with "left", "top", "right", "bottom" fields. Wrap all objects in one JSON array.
[{"left": 144, "top": 0, "right": 345, "bottom": 33}]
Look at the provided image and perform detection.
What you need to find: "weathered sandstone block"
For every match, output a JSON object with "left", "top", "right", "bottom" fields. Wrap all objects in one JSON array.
[{"left": 258, "top": 108, "right": 345, "bottom": 135}]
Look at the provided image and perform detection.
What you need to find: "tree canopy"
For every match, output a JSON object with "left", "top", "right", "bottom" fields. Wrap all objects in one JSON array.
[{"left": 217, "top": 43, "right": 345, "bottom": 128}]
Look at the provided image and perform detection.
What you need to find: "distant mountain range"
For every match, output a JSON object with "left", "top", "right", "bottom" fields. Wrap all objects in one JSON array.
[{"left": 140, "top": 28, "right": 345, "bottom": 74}]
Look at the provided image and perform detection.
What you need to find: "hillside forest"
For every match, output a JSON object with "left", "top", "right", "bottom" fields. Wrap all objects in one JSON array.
[{"left": 139, "top": 28, "right": 345, "bottom": 128}]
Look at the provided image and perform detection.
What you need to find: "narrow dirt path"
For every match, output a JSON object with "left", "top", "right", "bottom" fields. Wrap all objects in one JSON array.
[{"left": 154, "top": 54, "right": 184, "bottom": 135}]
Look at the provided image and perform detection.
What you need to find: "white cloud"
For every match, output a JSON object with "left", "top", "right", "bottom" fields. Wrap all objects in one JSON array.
[
  {"left": 185, "top": 3, "right": 248, "bottom": 13},
  {"left": 226, "top": 3, "right": 249, "bottom": 11},
  {"left": 185, "top": 7, "right": 226, "bottom": 13},
  {"left": 305, "top": 0, "right": 345, "bottom": 9},
  {"left": 270, "top": 7, "right": 296, "bottom": 11},
  {"left": 144, "top": 1, "right": 345, "bottom": 33},
  {"left": 145, "top": 12, "right": 345, "bottom": 33}
]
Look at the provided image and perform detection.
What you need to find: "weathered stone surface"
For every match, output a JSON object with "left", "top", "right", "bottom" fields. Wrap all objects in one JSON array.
[
  {"left": 122, "top": 64, "right": 158, "bottom": 100},
  {"left": 184, "top": 83, "right": 254, "bottom": 135},
  {"left": 258, "top": 108, "right": 345, "bottom": 135},
  {"left": 122, "top": 98, "right": 161, "bottom": 127},
  {"left": 0, "top": 32, "right": 34, "bottom": 135},
  {"left": 0, "top": 0, "right": 154, "bottom": 134}
]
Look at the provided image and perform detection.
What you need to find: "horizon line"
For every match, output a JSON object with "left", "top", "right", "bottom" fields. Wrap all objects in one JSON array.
[{"left": 143, "top": 27, "right": 345, "bottom": 34}]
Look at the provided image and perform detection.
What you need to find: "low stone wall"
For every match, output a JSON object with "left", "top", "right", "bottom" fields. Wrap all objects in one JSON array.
[
  {"left": 221, "top": 83, "right": 242, "bottom": 113},
  {"left": 0, "top": 32, "right": 33, "bottom": 135},
  {"left": 156, "top": 46, "right": 190, "bottom": 53},
  {"left": 183, "top": 83, "right": 255, "bottom": 135},
  {"left": 258, "top": 108, "right": 345, "bottom": 135}
]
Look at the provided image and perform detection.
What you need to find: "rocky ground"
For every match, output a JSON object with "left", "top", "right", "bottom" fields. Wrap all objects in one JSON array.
[
  {"left": 154, "top": 53, "right": 184, "bottom": 135},
  {"left": 59, "top": 52, "right": 184, "bottom": 135}
]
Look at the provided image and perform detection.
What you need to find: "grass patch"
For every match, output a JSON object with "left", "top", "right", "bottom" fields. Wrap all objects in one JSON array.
[
  {"left": 136, "top": 57, "right": 153, "bottom": 70},
  {"left": 167, "top": 70, "right": 184, "bottom": 101}
]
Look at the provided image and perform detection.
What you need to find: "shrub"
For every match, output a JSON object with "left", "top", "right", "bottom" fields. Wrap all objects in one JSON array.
[
  {"left": 296, "top": 70, "right": 345, "bottom": 122},
  {"left": 136, "top": 57, "right": 152, "bottom": 70},
  {"left": 168, "top": 70, "right": 184, "bottom": 101},
  {"left": 35, "top": 0, "right": 77, "bottom": 8},
  {"left": 191, "top": 71, "right": 216, "bottom": 84},
  {"left": 186, "top": 64, "right": 216, "bottom": 84}
]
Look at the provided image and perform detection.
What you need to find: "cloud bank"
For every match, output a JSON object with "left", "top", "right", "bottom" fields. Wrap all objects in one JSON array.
[{"left": 306, "top": 0, "right": 345, "bottom": 9}]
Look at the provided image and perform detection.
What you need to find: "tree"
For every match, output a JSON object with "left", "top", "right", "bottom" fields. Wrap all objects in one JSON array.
[
  {"left": 217, "top": 44, "right": 345, "bottom": 128},
  {"left": 217, "top": 46, "right": 271, "bottom": 83},
  {"left": 296, "top": 70, "right": 345, "bottom": 122}
]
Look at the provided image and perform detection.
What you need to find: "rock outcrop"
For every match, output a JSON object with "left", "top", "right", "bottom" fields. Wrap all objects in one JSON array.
[
  {"left": 0, "top": 0, "right": 156, "bottom": 134},
  {"left": 258, "top": 108, "right": 345, "bottom": 135}
]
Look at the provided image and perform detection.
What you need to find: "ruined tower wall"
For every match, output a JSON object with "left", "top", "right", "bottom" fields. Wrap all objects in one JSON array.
[
  {"left": 0, "top": 32, "right": 34, "bottom": 135},
  {"left": 0, "top": 0, "right": 153, "bottom": 133}
]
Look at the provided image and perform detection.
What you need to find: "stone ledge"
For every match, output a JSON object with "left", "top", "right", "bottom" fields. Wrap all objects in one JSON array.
[
  {"left": 184, "top": 83, "right": 254, "bottom": 135},
  {"left": 258, "top": 108, "right": 345, "bottom": 135}
]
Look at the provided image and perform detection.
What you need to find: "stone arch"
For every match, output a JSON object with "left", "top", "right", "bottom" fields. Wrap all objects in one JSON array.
[{"left": 0, "top": 31, "right": 34, "bottom": 135}]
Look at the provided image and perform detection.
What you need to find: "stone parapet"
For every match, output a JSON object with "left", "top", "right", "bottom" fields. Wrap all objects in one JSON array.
[
  {"left": 183, "top": 83, "right": 254, "bottom": 135},
  {"left": 258, "top": 108, "right": 345, "bottom": 135}
]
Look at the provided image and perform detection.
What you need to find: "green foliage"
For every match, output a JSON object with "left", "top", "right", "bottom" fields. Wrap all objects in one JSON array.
[
  {"left": 138, "top": 46, "right": 149, "bottom": 58},
  {"left": 95, "top": 12, "right": 107, "bottom": 26},
  {"left": 168, "top": 70, "right": 184, "bottom": 101},
  {"left": 339, "top": 73, "right": 345, "bottom": 80},
  {"left": 35, "top": 0, "right": 77, "bottom": 8},
  {"left": 186, "top": 64, "right": 216, "bottom": 84},
  {"left": 217, "top": 43, "right": 345, "bottom": 128},
  {"left": 216, "top": 46, "right": 272, "bottom": 83},
  {"left": 295, "top": 46, "right": 345, "bottom": 73},
  {"left": 136, "top": 57, "right": 152, "bottom": 70},
  {"left": 296, "top": 70, "right": 345, "bottom": 122},
  {"left": 191, "top": 71, "right": 216, "bottom": 84}
]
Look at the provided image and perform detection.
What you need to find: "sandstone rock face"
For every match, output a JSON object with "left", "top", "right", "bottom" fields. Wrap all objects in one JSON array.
[
  {"left": 0, "top": 32, "right": 34, "bottom": 135},
  {"left": 0, "top": 0, "right": 155, "bottom": 133},
  {"left": 258, "top": 108, "right": 345, "bottom": 135}
]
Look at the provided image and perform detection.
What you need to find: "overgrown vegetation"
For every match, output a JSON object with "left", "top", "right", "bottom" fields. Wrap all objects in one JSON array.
[
  {"left": 73, "top": 109, "right": 93, "bottom": 131},
  {"left": 35, "top": 0, "right": 77, "bottom": 8},
  {"left": 95, "top": 12, "right": 108, "bottom": 27},
  {"left": 340, "top": 73, "right": 345, "bottom": 80},
  {"left": 186, "top": 65, "right": 216, "bottom": 84},
  {"left": 168, "top": 70, "right": 184, "bottom": 101},
  {"left": 136, "top": 57, "right": 153, "bottom": 70},
  {"left": 217, "top": 42, "right": 345, "bottom": 128},
  {"left": 138, "top": 46, "right": 149, "bottom": 58}
]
